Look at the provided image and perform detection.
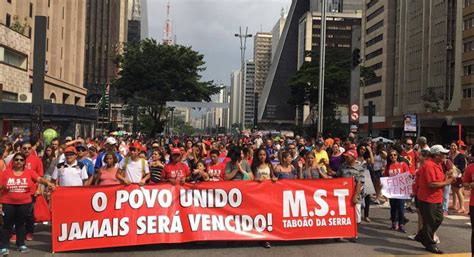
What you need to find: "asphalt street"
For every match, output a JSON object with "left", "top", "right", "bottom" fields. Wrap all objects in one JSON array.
[{"left": 8, "top": 203, "right": 472, "bottom": 257}]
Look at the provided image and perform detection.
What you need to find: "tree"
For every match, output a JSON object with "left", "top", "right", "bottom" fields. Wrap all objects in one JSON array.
[
  {"left": 114, "top": 39, "right": 222, "bottom": 136},
  {"left": 288, "top": 48, "right": 351, "bottom": 137}
]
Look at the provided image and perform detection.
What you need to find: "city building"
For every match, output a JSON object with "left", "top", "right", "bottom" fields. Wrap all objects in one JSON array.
[
  {"left": 310, "top": 0, "right": 363, "bottom": 13},
  {"left": 356, "top": 0, "right": 465, "bottom": 142},
  {"left": 0, "top": 0, "right": 95, "bottom": 138},
  {"left": 128, "top": 0, "right": 148, "bottom": 43},
  {"left": 272, "top": 8, "right": 287, "bottom": 62},
  {"left": 360, "top": 0, "right": 396, "bottom": 119},
  {"left": 230, "top": 70, "right": 242, "bottom": 127},
  {"left": 84, "top": 0, "right": 129, "bottom": 133},
  {"left": 243, "top": 60, "right": 255, "bottom": 127},
  {"left": 259, "top": 0, "right": 362, "bottom": 125},
  {"left": 253, "top": 32, "right": 272, "bottom": 96}
]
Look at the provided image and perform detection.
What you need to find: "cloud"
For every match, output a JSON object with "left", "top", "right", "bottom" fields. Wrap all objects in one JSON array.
[{"left": 147, "top": 0, "right": 291, "bottom": 86}]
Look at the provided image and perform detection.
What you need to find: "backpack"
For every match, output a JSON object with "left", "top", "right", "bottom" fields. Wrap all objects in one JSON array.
[{"left": 122, "top": 157, "right": 146, "bottom": 178}]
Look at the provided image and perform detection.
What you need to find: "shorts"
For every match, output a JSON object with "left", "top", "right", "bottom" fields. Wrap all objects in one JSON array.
[{"left": 372, "top": 170, "right": 383, "bottom": 179}]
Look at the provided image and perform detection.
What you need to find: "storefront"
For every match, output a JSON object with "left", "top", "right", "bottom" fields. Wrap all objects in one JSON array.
[{"left": 0, "top": 102, "right": 97, "bottom": 140}]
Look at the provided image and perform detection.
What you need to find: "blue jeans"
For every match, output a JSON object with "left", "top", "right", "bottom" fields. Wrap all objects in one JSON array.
[
  {"left": 389, "top": 199, "right": 405, "bottom": 225},
  {"left": 442, "top": 184, "right": 451, "bottom": 212}
]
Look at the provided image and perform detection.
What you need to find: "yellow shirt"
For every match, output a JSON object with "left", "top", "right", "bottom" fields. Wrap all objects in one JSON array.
[{"left": 314, "top": 150, "right": 329, "bottom": 165}]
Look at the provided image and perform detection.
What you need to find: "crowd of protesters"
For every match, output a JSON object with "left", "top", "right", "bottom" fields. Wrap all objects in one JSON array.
[{"left": 0, "top": 132, "right": 473, "bottom": 255}]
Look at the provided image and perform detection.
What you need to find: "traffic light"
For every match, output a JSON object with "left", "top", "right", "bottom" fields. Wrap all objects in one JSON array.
[{"left": 352, "top": 48, "right": 361, "bottom": 69}]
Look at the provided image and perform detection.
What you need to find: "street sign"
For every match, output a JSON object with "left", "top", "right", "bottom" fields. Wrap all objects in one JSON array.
[
  {"left": 350, "top": 112, "right": 359, "bottom": 121},
  {"left": 351, "top": 104, "right": 359, "bottom": 112}
]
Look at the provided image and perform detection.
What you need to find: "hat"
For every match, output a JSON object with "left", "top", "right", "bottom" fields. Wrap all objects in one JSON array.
[
  {"left": 105, "top": 137, "right": 117, "bottom": 145},
  {"left": 152, "top": 142, "right": 160, "bottom": 148},
  {"left": 343, "top": 149, "right": 358, "bottom": 159},
  {"left": 64, "top": 146, "right": 77, "bottom": 154},
  {"left": 171, "top": 148, "right": 182, "bottom": 155},
  {"left": 430, "top": 145, "right": 449, "bottom": 155},
  {"left": 65, "top": 136, "right": 73, "bottom": 141},
  {"left": 76, "top": 145, "right": 87, "bottom": 151},
  {"left": 457, "top": 140, "right": 467, "bottom": 147},
  {"left": 88, "top": 145, "right": 97, "bottom": 152},
  {"left": 316, "top": 140, "right": 324, "bottom": 146}
]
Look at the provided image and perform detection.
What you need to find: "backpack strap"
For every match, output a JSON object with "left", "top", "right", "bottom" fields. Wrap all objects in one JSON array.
[
  {"left": 123, "top": 157, "right": 129, "bottom": 172},
  {"left": 141, "top": 158, "right": 146, "bottom": 178}
]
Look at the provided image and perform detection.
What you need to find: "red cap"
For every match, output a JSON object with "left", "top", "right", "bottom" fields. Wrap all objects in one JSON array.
[
  {"left": 457, "top": 140, "right": 467, "bottom": 147},
  {"left": 171, "top": 148, "right": 182, "bottom": 155},
  {"left": 343, "top": 149, "right": 358, "bottom": 159},
  {"left": 64, "top": 146, "right": 77, "bottom": 154}
]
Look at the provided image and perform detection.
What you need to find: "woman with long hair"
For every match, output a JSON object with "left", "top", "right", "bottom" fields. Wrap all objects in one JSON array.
[
  {"left": 149, "top": 150, "right": 165, "bottom": 184},
  {"left": 0, "top": 153, "right": 55, "bottom": 254},
  {"left": 357, "top": 143, "right": 375, "bottom": 223},
  {"left": 94, "top": 152, "right": 126, "bottom": 185},
  {"left": 449, "top": 142, "right": 467, "bottom": 214},
  {"left": 274, "top": 151, "right": 299, "bottom": 179},
  {"left": 300, "top": 151, "right": 328, "bottom": 179},
  {"left": 329, "top": 143, "right": 343, "bottom": 174},
  {"left": 251, "top": 148, "right": 277, "bottom": 182},
  {"left": 384, "top": 149, "right": 410, "bottom": 233}
]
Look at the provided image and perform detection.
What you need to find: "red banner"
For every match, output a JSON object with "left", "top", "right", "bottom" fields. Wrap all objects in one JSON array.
[{"left": 51, "top": 178, "right": 356, "bottom": 252}]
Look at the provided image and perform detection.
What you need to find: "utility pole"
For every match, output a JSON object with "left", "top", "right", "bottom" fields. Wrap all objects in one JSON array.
[
  {"left": 235, "top": 26, "right": 252, "bottom": 132},
  {"left": 317, "top": 0, "right": 327, "bottom": 138},
  {"left": 31, "top": 16, "right": 47, "bottom": 140}
]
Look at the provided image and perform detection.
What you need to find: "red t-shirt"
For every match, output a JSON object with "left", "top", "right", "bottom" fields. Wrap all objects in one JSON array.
[
  {"left": 384, "top": 162, "right": 410, "bottom": 177},
  {"left": 463, "top": 164, "right": 474, "bottom": 206},
  {"left": 8, "top": 154, "right": 44, "bottom": 177},
  {"left": 0, "top": 168, "right": 39, "bottom": 204},
  {"left": 416, "top": 159, "right": 445, "bottom": 204},
  {"left": 163, "top": 162, "right": 190, "bottom": 181},
  {"left": 401, "top": 149, "right": 418, "bottom": 175},
  {"left": 207, "top": 162, "right": 226, "bottom": 181}
]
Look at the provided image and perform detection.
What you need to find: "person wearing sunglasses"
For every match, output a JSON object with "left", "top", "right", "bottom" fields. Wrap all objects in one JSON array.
[
  {"left": 0, "top": 153, "right": 55, "bottom": 254},
  {"left": 52, "top": 147, "right": 88, "bottom": 187},
  {"left": 7, "top": 141, "right": 44, "bottom": 242},
  {"left": 384, "top": 150, "right": 410, "bottom": 233},
  {"left": 76, "top": 145, "right": 95, "bottom": 186}
]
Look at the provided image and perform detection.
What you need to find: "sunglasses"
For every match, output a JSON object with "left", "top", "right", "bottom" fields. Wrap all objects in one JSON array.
[
  {"left": 22, "top": 147, "right": 31, "bottom": 150},
  {"left": 390, "top": 154, "right": 398, "bottom": 157},
  {"left": 14, "top": 158, "right": 25, "bottom": 162},
  {"left": 77, "top": 149, "right": 86, "bottom": 152}
]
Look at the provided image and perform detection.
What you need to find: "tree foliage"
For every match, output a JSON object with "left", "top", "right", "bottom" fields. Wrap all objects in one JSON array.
[
  {"left": 287, "top": 48, "right": 351, "bottom": 137},
  {"left": 114, "top": 39, "right": 222, "bottom": 136}
]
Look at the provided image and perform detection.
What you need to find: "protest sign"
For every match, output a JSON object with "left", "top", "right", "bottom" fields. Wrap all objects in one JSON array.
[
  {"left": 380, "top": 172, "right": 413, "bottom": 199},
  {"left": 51, "top": 179, "right": 356, "bottom": 252}
]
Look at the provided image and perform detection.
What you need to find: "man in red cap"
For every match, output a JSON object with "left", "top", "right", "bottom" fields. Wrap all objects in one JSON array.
[
  {"left": 52, "top": 146, "right": 88, "bottom": 187},
  {"left": 163, "top": 148, "right": 190, "bottom": 185},
  {"left": 336, "top": 148, "right": 366, "bottom": 243}
]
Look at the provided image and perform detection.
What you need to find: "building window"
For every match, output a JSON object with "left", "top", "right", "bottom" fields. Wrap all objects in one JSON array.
[
  {"left": 364, "top": 90, "right": 382, "bottom": 99},
  {"left": 7, "top": 0, "right": 12, "bottom": 3},
  {"left": 367, "top": 6, "right": 384, "bottom": 22},
  {"left": 63, "top": 93, "right": 69, "bottom": 104},
  {"left": 48, "top": 0, "right": 50, "bottom": 7},
  {"left": 368, "top": 62, "right": 383, "bottom": 71},
  {"left": 365, "top": 76, "right": 382, "bottom": 86},
  {"left": 47, "top": 16, "right": 49, "bottom": 30},
  {"left": 46, "top": 38, "right": 49, "bottom": 51},
  {"left": 367, "top": 20, "right": 383, "bottom": 34},
  {"left": 6, "top": 13, "right": 11, "bottom": 27},
  {"left": 365, "top": 34, "right": 383, "bottom": 48},
  {"left": 62, "top": 7, "right": 65, "bottom": 19},
  {"left": 50, "top": 93, "right": 56, "bottom": 103},
  {"left": 74, "top": 97, "right": 81, "bottom": 105},
  {"left": 0, "top": 46, "right": 28, "bottom": 69},
  {"left": 29, "top": 3, "right": 33, "bottom": 18},
  {"left": 367, "top": 0, "right": 379, "bottom": 9},
  {"left": 365, "top": 48, "right": 383, "bottom": 61}
]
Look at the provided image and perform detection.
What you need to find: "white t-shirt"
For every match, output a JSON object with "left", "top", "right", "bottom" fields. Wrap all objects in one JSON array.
[
  {"left": 52, "top": 160, "right": 88, "bottom": 187},
  {"left": 118, "top": 157, "right": 150, "bottom": 183}
]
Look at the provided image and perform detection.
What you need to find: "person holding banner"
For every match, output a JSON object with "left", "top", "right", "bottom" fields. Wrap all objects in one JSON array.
[
  {"left": 0, "top": 152, "right": 55, "bottom": 254},
  {"left": 225, "top": 147, "right": 253, "bottom": 181},
  {"left": 51, "top": 147, "right": 89, "bottom": 187},
  {"left": 300, "top": 151, "right": 329, "bottom": 179},
  {"left": 337, "top": 149, "right": 365, "bottom": 242},
  {"left": 163, "top": 148, "right": 191, "bottom": 185},
  {"left": 94, "top": 152, "right": 124, "bottom": 185},
  {"left": 415, "top": 145, "right": 455, "bottom": 254},
  {"left": 117, "top": 145, "right": 150, "bottom": 186},
  {"left": 384, "top": 150, "right": 410, "bottom": 233},
  {"left": 274, "top": 151, "right": 299, "bottom": 179},
  {"left": 251, "top": 148, "right": 277, "bottom": 182},
  {"left": 206, "top": 150, "right": 226, "bottom": 181}
]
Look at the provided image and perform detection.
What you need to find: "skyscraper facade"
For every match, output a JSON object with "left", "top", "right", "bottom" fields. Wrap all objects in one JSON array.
[
  {"left": 230, "top": 70, "right": 242, "bottom": 126},
  {"left": 254, "top": 32, "right": 272, "bottom": 96},
  {"left": 272, "top": 9, "right": 287, "bottom": 62},
  {"left": 244, "top": 60, "right": 255, "bottom": 127}
]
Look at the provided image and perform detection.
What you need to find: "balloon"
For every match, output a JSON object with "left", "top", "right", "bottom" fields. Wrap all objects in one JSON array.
[{"left": 43, "top": 128, "right": 58, "bottom": 146}]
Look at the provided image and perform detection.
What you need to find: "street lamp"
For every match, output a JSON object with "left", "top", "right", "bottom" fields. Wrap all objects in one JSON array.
[{"left": 235, "top": 26, "right": 252, "bottom": 133}]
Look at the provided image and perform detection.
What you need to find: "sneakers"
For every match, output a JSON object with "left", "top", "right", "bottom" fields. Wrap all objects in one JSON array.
[
  {"left": 9, "top": 234, "right": 15, "bottom": 243},
  {"left": 408, "top": 234, "right": 417, "bottom": 240},
  {"left": 0, "top": 248, "right": 8, "bottom": 256},
  {"left": 443, "top": 211, "right": 449, "bottom": 217},
  {"left": 25, "top": 233, "right": 33, "bottom": 241},
  {"left": 17, "top": 246, "right": 29, "bottom": 253},
  {"left": 398, "top": 225, "right": 406, "bottom": 233},
  {"left": 434, "top": 234, "right": 441, "bottom": 244},
  {"left": 390, "top": 222, "right": 399, "bottom": 230},
  {"left": 348, "top": 237, "right": 358, "bottom": 243},
  {"left": 363, "top": 217, "right": 371, "bottom": 223}
]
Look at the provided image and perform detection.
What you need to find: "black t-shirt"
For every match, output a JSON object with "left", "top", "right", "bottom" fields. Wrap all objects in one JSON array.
[{"left": 150, "top": 164, "right": 163, "bottom": 183}]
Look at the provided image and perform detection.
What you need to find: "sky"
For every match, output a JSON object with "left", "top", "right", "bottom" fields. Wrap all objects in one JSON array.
[{"left": 147, "top": 0, "right": 292, "bottom": 87}]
